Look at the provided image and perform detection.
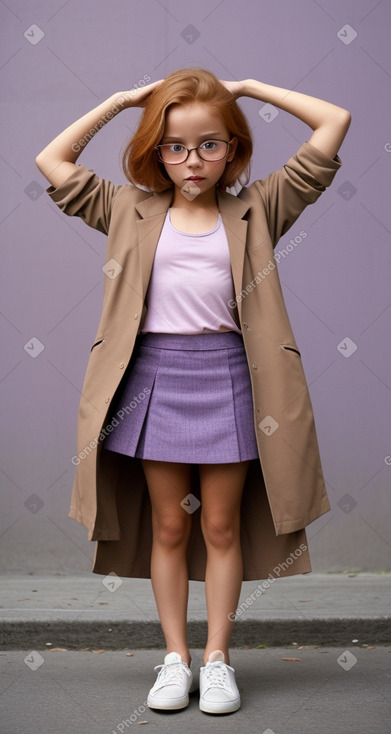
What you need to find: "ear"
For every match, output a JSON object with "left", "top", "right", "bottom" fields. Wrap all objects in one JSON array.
[{"left": 226, "top": 136, "right": 238, "bottom": 162}]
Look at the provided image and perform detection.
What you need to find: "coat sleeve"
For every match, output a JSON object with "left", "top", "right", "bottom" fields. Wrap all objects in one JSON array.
[
  {"left": 46, "top": 164, "right": 125, "bottom": 235},
  {"left": 253, "top": 141, "right": 342, "bottom": 247}
]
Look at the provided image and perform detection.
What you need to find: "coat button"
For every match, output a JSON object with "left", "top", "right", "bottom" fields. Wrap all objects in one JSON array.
[
  {"left": 105, "top": 397, "right": 110, "bottom": 404},
  {"left": 252, "top": 362, "right": 257, "bottom": 369},
  {"left": 119, "top": 362, "right": 124, "bottom": 369},
  {"left": 134, "top": 313, "right": 138, "bottom": 319},
  {"left": 243, "top": 322, "right": 249, "bottom": 329}
]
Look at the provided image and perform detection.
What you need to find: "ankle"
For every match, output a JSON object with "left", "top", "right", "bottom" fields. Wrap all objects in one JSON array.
[
  {"left": 202, "top": 649, "right": 230, "bottom": 666},
  {"left": 168, "top": 650, "right": 191, "bottom": 666}
]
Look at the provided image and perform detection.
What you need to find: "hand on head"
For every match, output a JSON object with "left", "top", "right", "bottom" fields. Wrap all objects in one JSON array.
[
  {"left": 218, "top": 80, "right": 244, "bottom": 99},
  {"left": 120, "top": 79, "right": 165, "bottom": 108}
]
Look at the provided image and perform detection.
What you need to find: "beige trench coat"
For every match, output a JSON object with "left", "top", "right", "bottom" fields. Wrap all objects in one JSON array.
[{"left": 47, "top": 141, "right": 342, "bottom": 581}]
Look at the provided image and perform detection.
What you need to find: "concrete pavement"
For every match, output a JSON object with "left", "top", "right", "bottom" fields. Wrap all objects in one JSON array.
[
  {"left": 1, "top": 647, "right": 390, "bottom": 734},
  {"left": 1, "top": 573, "right": 390, "bottom": 733}
]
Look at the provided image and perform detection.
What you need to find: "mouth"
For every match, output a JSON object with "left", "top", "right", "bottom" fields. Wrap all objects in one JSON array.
[{"left": 185, "top": 176, "right": 205, "bottom": 181}]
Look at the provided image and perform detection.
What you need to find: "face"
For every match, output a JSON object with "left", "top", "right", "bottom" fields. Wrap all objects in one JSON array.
[{"left": 159, "top": 102, "right": 237, "bottom": 202}]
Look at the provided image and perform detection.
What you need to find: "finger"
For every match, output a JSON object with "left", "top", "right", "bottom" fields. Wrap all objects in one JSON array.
[
  {"left": 126, "top": 80, "right": 163, "bottom": 107},
  {"left": 145, "top": 79, "right": 164, "bottom": 92}
]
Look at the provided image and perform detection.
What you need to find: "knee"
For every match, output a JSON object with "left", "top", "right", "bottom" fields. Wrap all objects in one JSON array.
[
  {"left": 153, "top": 514, "right": 191, "bottom": 550},
  {"left": 200, "top": 514, "right": 239, "bottom": 550}
]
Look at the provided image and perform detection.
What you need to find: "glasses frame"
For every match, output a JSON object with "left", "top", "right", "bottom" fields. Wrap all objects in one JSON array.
[{"left": 155, "top": 138, "right": 234, "bottom": 165}]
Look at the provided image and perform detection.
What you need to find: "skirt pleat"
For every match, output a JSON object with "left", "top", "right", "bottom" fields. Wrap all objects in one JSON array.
[{"left": 103, "top": 331, "right": 259, "bottom": 464}]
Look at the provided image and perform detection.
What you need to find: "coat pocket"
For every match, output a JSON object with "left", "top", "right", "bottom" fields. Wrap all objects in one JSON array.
[
  {"left": 280, "top": 343, "right": 301, "bottom": 357},
  {"left": 90, "top": 337, "right": 105, "bottom": 352}
]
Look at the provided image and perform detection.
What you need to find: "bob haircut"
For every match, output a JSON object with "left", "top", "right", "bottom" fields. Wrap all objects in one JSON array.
[{"left": 122, "top": 68, "right": 253, "bottom": 192}]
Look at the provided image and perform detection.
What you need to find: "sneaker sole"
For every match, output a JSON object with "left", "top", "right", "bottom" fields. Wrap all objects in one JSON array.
[
  {"left": 147, "top": 694, "right": 189, "bottom": 710},
  {"left": 199, "top": 697, "right": 241, "bottom": 714}
]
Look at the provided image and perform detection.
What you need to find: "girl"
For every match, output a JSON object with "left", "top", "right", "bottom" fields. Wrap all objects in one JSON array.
[{"left": 36, "top": 68, "right": 350, "bottom": 715}]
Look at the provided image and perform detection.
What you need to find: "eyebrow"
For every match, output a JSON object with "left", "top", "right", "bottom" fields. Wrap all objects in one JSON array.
[{"left": 162, "top": 133, "right": 225, "bottom": 141}]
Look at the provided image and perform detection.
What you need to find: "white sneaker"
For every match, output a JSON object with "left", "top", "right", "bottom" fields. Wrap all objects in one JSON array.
[
  {"left": 147, "top": 651, "right": 196, "bottom": 710},
  {"left": 199, "top": 650, "right": 241, "bottom": 714}
]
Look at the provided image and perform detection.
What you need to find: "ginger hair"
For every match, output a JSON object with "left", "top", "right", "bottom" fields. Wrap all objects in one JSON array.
[{"left": 122, "top": 67, "right": 252, "bottom": 192}]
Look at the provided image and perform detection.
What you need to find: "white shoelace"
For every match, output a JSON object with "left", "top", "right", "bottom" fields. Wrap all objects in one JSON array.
[
  {"left": 153, "top": 662, "right": 190, "bottom": 689},
  {"left": 203, "top": 661, "right": 231, "bottom": 690}
]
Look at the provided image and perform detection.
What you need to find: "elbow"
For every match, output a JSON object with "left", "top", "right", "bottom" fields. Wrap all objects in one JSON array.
[
  {"left": 339, "top": 108, "right": 352, "bottom": 130},
  {"left": 35, "top": 153, "right": 45, "bottom": 172},
  {"left": 35, "top": 152, "right": 53, "bottom": 179},
  {"left": 332, "top": 109, "right": 351, "bottom": 145}
]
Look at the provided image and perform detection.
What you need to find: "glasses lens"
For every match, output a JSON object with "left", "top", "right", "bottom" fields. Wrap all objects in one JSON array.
[
  {"left": 198, "top": 140, "right": 228, "bottom": 161},
  {"left": 157, "top": 140, "right": 229, "bottom": 164},
  {"left": 158, "top": 144, "right": 187, "bottom": 164}
]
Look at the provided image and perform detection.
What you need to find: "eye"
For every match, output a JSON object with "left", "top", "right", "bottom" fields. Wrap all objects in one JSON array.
[
  {"left": 169, "top": 144, "right": 185, "bottom": 153},
  {"left": 200, "top": 140, "right": 217, "bottom": 150}
]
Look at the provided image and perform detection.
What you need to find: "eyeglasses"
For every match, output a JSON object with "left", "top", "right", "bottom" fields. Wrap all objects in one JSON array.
[{"left": 155, "top": 139, "right": 234, "bottom": 165}]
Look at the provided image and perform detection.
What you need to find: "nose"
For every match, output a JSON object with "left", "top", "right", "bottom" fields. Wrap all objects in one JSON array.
[{"left": 186, "top": 148, "right": 202, "bottom": 166}]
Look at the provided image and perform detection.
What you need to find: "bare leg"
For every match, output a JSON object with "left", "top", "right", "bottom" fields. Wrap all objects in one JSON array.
[
  {"left": 141, "top": 459, "right": 192, "bottom": 666},
  {"left": 198, "top": 461, "right": 249, "bottom": 666}
]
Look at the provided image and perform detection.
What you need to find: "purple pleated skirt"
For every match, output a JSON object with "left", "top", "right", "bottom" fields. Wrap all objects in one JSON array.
[{"left": 102, "top": 331, "right": 259, "bottom": 464}]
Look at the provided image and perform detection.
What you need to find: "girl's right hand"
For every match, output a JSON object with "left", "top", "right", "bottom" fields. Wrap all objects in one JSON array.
[{"left": 117, "top": 79, "right": 164, "bottom": 109}]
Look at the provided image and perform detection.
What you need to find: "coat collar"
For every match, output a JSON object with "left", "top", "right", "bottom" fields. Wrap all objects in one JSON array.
[
  {"left": 134, "top": 186, "right": 250, "bottom": 220},
  {"left": 134, "top": 187, "right": 251, "bottom": 323}
]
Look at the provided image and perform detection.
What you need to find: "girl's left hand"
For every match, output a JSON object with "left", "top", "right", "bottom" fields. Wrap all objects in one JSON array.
[{"left": 219, "top": 79, "right": 245, "bottom": 99}]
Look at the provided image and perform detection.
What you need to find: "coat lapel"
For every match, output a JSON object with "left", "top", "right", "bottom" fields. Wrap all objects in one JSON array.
[
  {"left": 217, "top": 190, "right": 250, "bottom": 324},
  {"left": 134, "top": 188, "right": 251, "bottom": 318},
  {"left": 135, "top": 190, "right": 173, "bottom": 301}
]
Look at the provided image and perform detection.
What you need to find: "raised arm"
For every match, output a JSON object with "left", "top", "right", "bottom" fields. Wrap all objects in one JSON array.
[
  {"left": 35, "top": 81, "right": 163, "bottom": 189},
  {"left": 221, "top": 79, "right": 351, "bottom": 160}
]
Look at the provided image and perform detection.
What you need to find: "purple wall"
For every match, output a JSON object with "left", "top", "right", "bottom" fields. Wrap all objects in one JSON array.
[{"left": 1, "top": 0, "right": 390, "bottom": 573}]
